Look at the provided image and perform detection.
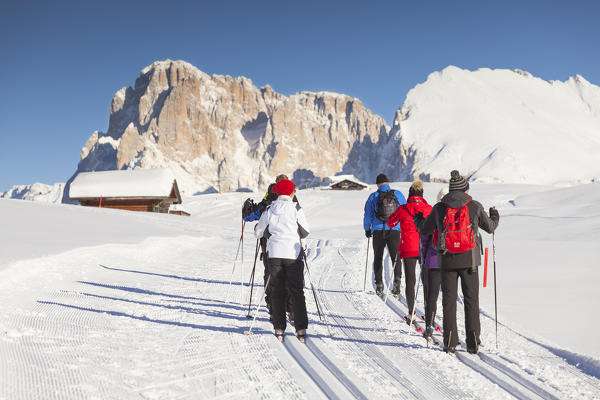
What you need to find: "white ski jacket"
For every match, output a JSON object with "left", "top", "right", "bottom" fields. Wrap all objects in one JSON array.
[{"left": 254, "top": 195, "right": 310, "bottom": 260}]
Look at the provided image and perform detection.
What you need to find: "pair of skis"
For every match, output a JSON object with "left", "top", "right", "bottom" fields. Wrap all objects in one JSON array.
[
  {"left": 275, "top": 313, "right": 306, "bottom": 343},
  {"left": 404, "top": 314, "right": 442, "bottom": 346},
  {"left": 276, "top": 333, "right": 306, "bottom": 344}
]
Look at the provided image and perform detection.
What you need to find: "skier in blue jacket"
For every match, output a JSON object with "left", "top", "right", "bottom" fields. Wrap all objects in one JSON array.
[{"left": 363, "top": 173, "right": 406, "bottom": 295}]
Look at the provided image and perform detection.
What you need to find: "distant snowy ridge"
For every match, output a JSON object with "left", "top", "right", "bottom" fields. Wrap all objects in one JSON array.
[
  {"left": 11, "top": 61, "right": 600, "bottom": 204},
  {"left": 1, "top": 182, "right": 64, "bottom": 203},
  {"left": 390, "top": 66, "right": 600, "bottom": 184}
]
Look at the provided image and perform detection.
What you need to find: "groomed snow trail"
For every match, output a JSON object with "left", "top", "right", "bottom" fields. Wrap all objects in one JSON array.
[
  {"left": 375, "top": 242, "right": 600, "bottom": 400},
  {"left": 1, "top": 189, "right": 600, "bottom": 399},
  {"left": 0, "top": 236, "right": 324, "bottom": 399},
  {"left": 306, "top": 239, "right": 510, "bottom": 399}
]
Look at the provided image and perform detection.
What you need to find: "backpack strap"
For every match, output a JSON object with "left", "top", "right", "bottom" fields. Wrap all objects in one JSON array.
[{"left": 408, "top": 198, "right": 425, "bottom": 204}]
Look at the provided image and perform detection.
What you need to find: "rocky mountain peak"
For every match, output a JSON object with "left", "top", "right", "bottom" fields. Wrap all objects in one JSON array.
[{"left": 63, "top": 59, "right": 390, "bottom": 201}]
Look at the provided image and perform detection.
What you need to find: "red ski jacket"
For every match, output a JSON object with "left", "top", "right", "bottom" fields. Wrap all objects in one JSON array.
[{"left": 387, "top": 196, "right": 432, "bottom": 258}]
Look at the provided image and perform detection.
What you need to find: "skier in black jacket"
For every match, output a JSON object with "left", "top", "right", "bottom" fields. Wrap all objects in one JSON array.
[{"left": 414, "top": 170, "right": 499, "bottom": 354}]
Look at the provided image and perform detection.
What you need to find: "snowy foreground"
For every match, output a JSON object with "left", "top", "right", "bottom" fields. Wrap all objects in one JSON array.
[{"left": 1, "top": 182, "right": 599, "bottom": 399}]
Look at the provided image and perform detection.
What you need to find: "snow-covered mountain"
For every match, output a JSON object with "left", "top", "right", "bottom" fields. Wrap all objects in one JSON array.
[
  {"left": 1, "top": 182, "right": 64, "bottom": 203},
  {"left": 61, "top": 59, "right": 389, "bottom": 201},
  {"left": 9, "top": 61, "right": 600, "bottom": 203},
  {"left": 391, "top": 66, "right": 600, "bottom": 184}
]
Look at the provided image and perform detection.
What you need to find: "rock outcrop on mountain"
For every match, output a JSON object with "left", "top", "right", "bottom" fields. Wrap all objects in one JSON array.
[{"left": 63, "top": 60, "right": 389, "bottom": 201}]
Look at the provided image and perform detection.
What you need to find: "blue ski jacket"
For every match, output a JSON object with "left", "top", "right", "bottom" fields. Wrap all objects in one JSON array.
[
  {"left": 243, "top": 208, "right": 262, "bottom": 222},
  {"left": 363, "top": 184, "right": 406, "bottom": 232}
]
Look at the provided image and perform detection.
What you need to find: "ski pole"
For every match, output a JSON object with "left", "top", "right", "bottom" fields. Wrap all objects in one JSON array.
[
  {"left": 409, "top": 261, "right": 422, "bottom": 327},
  {"left": 363, "top": 238, "right": 370, "bottom": 292},
  {"left": 238, "top": 219, "right": 245, "bottom": 304},
  {"left": 383, "top": 249, "right": 391, "bottom": 303},
  {"left": 493, "top": 231, "right": 498, "bottom": 349},
  {"left": 245, "top": 275, "right": 271, "bottom": 336},
  {"left": 229, "top": 221, "right": 246, "bottom": 286},
  {"left": 300, "top": 239, "right": 333, "bottom": 337},
  {"left": 246, "top": 239, "right": 260, "bottom": 318},
  {"left": 228, "top": 220, "right": 246, "bottom": 292}
]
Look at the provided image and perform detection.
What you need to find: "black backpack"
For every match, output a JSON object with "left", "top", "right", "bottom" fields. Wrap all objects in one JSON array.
[{"left": 375, "top": 189, "right": 399, "bottom": 222}]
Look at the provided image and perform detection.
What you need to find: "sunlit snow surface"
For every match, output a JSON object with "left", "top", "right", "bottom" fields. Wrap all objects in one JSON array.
[
  {"left": 394, "top": 67, "right": 600, "bottom": 185},
  {"left": 0, "top": 182, "right": 599, "bottom": 399}
]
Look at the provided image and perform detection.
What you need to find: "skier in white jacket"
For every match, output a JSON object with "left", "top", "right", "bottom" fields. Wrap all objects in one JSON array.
[{"left": 255, "top": 179, "right": 310, "bottom": 342}]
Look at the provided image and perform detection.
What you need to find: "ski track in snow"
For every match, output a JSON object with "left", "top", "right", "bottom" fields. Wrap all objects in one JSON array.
[
  {"left": 368, "top": 244, "right": 600, "bottom": 400},
  {"left": 327, "top": 243, "right": 500, "bottom": 400},
  {"left": 1, "top": 193, "right": 600, "bottom": 399}
]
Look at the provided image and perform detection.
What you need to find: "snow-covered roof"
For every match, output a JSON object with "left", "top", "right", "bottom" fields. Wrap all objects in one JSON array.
[
  {"left": 69, "top": 169, "right": 181, "bottom": 201},
  {"left": 326, "top": 175, "right": 367, "bottom": 186}
]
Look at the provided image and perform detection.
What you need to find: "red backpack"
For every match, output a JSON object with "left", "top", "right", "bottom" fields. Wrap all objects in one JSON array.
[{"left": 438, "top": 200, "right": 475, "bottom": 254}]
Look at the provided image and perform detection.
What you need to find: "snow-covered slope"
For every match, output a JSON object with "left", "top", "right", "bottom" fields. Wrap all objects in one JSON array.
[
  {"left": 1, "top": 182, "right": 64, "bottom": 203},
  {"left": 391, "top": 66, "right": 600, "bottom": 185},
  {"left": 0, "top": 183, "right": 599, "bottom": 399}
]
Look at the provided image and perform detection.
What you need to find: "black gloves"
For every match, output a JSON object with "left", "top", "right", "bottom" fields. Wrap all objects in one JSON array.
[
  {"left": 489, "top": 207, "right": 499, "bottom": 221},
  {"left": 365, "top": 230, "right": 372, "bottom": 238},
  {"left": 257, "top": 199, "right": 268, "bottom": 213},
  {"left": 242, "top": 198, "right": 256, "bottom": 219}
]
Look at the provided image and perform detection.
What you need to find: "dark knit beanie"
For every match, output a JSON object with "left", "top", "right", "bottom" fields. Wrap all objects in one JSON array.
[
  {"left": 408, "top": 179, "right": 424, "bottom": 198},
  {"left": 376, "top": 173, "right": 389, "bottom": 185},
  {"left": 449, "top": 170, "right": 469, "bottom": 192}
]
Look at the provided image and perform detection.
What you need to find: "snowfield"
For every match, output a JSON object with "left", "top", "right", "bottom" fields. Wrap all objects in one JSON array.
[
  {"left": 1, "top": 182, "right": 599, "bottom": 399},
  {"left": 393, "top": 66, "right": 600, "bottom": 185}
]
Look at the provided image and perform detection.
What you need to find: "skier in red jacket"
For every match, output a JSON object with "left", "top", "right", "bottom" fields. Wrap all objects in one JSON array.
[{"left": 387, "top": 180, "right": 432, "bottom": 321}]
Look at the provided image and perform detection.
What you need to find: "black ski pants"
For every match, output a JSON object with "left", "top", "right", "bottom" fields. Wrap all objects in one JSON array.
[
  {"left": 268, "top": 257, "right": 308, "bottom": 332},
  {"left": 441, "top": 267, "right": 480, "bottom": 349},
  {"left": 260, "top": 238, "right": 271, "bottom": 308},
  {"left": 372, "top": 230, "right": 401, "bottom": 286},
  {"left": 261, "top": 239, "right": 292, "bottom": 313},
  {"left": 422, "top": 267, "right": 442, "bottom": 328},
  {"left": 402, "top": 257, "right": 418, "bottom": 314}
]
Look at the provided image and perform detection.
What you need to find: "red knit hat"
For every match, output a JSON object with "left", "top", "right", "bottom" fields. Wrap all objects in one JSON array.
[{"left": 273, "top": 179, "right": 295, "bottom": 196}]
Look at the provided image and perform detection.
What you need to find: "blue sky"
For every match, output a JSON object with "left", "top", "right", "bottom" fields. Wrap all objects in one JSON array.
[{"left": 1, "top": 0, "right": 599, "bottom": 191}]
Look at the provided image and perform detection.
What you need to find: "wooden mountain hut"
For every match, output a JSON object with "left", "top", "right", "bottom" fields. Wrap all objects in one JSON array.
[
  {"left": 330, "top": 179, "right": 367, "bottom": 190},
  {"left": 69, "top": 168, "right": 182, "bottom": 213}
]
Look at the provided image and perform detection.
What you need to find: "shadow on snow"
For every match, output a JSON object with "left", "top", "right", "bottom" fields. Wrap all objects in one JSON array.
[{"left": 37, "top": 300, "right": 249, "bottom": 335}]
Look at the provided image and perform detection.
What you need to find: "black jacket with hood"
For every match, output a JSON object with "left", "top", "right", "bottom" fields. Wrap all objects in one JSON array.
[{"left": 414, "top": 190, "right": 499, "bottom": 270}]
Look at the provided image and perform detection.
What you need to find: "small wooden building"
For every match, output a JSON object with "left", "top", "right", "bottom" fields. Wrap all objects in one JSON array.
[
  {"left": 331, "top": 179, "right": 367, "bottom": 190},
  {"left": 69, "top": 168, "right": 182, "bottom": 213},
  {"left": 168, "top": 203, "right": 191, "bottom": 217},
  {"left": 169, "top": 210, "right": 191, "bottom": 217}
]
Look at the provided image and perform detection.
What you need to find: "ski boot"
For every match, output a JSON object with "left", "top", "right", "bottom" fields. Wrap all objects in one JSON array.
[
  {"left": 376, "top": 283, "right": 384, "bottom": 295},
  {"left": 423, "top": 326, "right": 434, "bottom": 339},
  {"left": 404, "top": 312, "right": 417, "bottom": 325},
  {"left": 296, "top": 329, "right": 306, "bottom": 344},
  {"left": 466, "top": 333, "right": 481, "bottom": 354},
  {"left": 274, "top": 329, "right": 285, "bottom": 343},
  {"left": 391, "top": 281, "right": 400, "bottom": 297}
]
